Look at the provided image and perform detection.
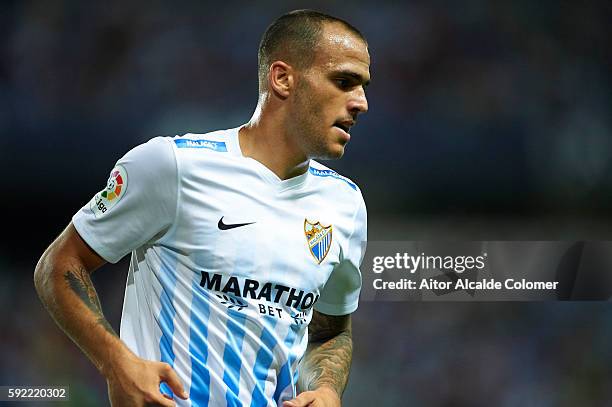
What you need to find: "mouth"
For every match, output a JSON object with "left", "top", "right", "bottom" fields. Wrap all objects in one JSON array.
[{"left": 333, "top": 120, "right": 354, "bottom": 134}]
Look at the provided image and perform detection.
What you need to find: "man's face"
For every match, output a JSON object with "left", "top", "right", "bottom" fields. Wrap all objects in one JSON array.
[{"left": 289, "top": 22, "right": 370, "bottom": 160}]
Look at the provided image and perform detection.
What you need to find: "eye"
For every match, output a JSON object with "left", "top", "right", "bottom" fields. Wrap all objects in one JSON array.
[{"left": 335, "top": 78, "right": 351, "bottom": 89}]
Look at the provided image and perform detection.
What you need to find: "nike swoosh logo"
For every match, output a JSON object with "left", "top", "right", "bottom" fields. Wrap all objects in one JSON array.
[{"left": 218, "top": 216, "right": 256, "bottom": 230}]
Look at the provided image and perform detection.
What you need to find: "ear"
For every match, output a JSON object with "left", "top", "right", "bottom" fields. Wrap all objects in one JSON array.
[{"left": 268, "top": 61, "right": 294, "bottom": 98}]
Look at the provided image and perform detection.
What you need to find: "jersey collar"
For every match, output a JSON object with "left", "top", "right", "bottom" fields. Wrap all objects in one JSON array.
[{"left": 229, "top": 125, "right": 310, "bottom": 192}]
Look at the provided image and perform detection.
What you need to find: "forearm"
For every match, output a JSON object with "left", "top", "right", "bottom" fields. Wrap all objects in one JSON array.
[
  {"left": 34, "top": 248, "right": 132, "bottom": 375},
  {"left": 299, "top": 321, "right": 353, "bottom": 398}
]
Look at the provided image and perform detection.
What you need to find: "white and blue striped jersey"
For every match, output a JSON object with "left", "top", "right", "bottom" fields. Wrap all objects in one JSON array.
[{"left": 72, "top": 126, "right": 367, "bottom": 406}]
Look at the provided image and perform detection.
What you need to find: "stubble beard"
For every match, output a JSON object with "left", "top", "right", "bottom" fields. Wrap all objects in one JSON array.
[{"left": 292, "top": 82, "right": 344, "bottom": 161}]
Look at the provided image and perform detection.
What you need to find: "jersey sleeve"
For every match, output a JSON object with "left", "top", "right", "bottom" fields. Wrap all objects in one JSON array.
[
  {"left": 314, "top": 195, "right": 367, "bottom": 316},
  {"left": 72, "top": 137, "right": 178, "bottom": 263}
]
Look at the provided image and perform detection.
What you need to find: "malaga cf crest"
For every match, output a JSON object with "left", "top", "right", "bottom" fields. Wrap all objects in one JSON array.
[{"left": 304, "top": 219, "right": 333, "bottom": 264}]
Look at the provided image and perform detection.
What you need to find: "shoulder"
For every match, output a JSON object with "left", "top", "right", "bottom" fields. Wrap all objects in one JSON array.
[
  {"left": 171, "top": 129, "right": 232, "bottom": 153},
  {"left": 309, "top": 160, "right": 366, "bottom": 211},
  {"left": 118, "top": 136, "right": 176, "bottom": 174},
  {"left": 105, "top": 137, "right": 179, "bottom": 198},
  {"left": 124, "top": 135, "right": 174, "bottom": 159},
  {"left": 309, "top": 160, "right": 362, "bottom": 194}
]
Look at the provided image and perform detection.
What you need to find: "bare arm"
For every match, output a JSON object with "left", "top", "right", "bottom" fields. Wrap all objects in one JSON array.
[
  {"left": 34, "top": 223, "right": 186, "bottom": 406},
  {"left": 34, "top": 223, "right": 124, "bottom": 371},
  {"left": 284, "top": 310, "right": 353, "bottom": 407},
  {"left": 301, "top": 310, "right": 353, "bottom": 396}
]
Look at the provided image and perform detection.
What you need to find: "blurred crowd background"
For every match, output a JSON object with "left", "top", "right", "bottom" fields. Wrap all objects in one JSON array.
[{"left": 1, "top": 0, "right": 611, "bottom": 405}]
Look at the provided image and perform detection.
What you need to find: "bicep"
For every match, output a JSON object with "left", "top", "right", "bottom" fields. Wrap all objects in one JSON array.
[{"left": 308, "top": 310, "right": 351, "bottom": 343}]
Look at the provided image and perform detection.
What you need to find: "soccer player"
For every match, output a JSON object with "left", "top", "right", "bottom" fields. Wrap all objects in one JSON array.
[{"left": 35, "top": 9, "right": 369, "bottom": 407}]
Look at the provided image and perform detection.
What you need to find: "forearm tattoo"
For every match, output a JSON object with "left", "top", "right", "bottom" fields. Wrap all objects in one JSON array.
[
  {"left": 64, "top": 267, "right": 117, "bottom": 336},
  {"left": 301, "top": 311, "right": 353, "bottom": 397}
]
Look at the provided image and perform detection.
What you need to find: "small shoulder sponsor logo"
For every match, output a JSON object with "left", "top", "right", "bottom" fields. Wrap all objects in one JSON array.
[
  {"left": 308, "top": 167, "right": 357, "bottom": 190},
  {"left": 90, "top": 165, "right": 128, "bottom": 218},
  {"left": 304, "top": 219, "right": 333, "bottom": 264},
  {"left": 174, "top": 138, "right": 227, "bottom": 152}
]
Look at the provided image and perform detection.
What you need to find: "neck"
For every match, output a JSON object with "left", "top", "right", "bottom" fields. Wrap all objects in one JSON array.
[{"left": 239, "top": 98, "right": 310, "bottom": 180}]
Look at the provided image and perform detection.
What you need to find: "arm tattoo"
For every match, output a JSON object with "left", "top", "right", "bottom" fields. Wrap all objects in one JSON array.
[
  {"left": 64, "top": 267, "right": 117, "bottom": 336},
  {"left": 300, "top": 311, "right": 353, "bottom": 398}
]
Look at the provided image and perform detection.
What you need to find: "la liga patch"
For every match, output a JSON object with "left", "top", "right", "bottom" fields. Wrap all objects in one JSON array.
[{"left": 90, "top": 165, "right": 128, "bottom": 217}]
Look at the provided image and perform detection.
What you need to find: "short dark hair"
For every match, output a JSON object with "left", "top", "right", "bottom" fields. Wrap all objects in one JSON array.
[{"left": 257, "top": 9, "right": 367, "bottom": 92}]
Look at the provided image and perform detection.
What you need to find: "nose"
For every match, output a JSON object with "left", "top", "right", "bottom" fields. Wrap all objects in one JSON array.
[{"left": 348, "top": 87, "right": 368, "bottom": 115}]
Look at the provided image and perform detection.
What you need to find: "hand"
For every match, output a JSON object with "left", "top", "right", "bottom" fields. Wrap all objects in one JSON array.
[
  {"left": 282, "top": 386, "right": 341, "bottom": 407},
  {"left": 105, "top": 353, "right": 188, "bottom": 407}
]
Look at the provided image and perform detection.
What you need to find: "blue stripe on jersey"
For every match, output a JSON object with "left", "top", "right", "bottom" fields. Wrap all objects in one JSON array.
[
  {"left": 309, "top": 167, "right": 357, "bottom": 190},
  {"left": 293, "top": 368, "right": 300, "bottom": 391},
  {"left": 174, "top": 138, "right": 228, "bottom": 152},
  {"left": 273, "top": 324, "right": 301, "bottom": 403},
  {"left": 250, "top": 317, "right": 279, "bottom": 407},
  {"left": 157, "top": 253, "right": 179, "bottom": 397},
  {"left": 223, "top": 311, "right": 248, "bottom": 406},
  {"left": 189, "top": 286, "right": 213, "bottom": 406},
  {"left": 290, "top": 333, "right": 303, "bottom": 397},
  {"left": 312, "top": 233, "right": 331, "bottom": 263}
]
